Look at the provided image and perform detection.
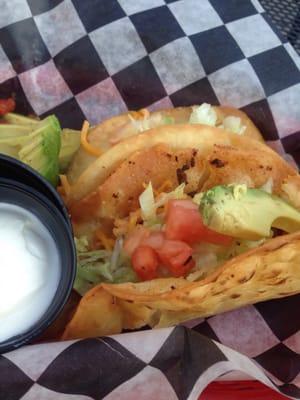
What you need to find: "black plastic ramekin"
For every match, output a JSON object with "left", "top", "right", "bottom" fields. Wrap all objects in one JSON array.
[{"left": 0, "top": 154, "right": 76, "bottom": 354}]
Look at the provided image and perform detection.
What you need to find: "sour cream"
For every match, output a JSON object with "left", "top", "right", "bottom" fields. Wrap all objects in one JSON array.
[{"left": 0, "top": 203, "right": 60, "bottom": 342}]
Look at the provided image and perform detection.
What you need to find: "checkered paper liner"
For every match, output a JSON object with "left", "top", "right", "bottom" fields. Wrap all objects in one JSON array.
[{"left": 0, "top": 0, "right": 299, "bottom": 399}]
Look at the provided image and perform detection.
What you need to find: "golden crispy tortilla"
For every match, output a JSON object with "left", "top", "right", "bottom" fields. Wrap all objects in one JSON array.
[
  {"left": 71, "top": 142, "right": 297, "bottom": 228},
  {"left": 102, "top": 231, "right": 300, "bottom": 310},
  {"left": 66, "top": 124, "right": 275, "bottom": 206},
  {"left": 67, "top": 105, "right": 263, "bottom": 184},
  {"left": 104, "top": 230, "right": 300, "bottom": 319},
  {"left": 63, "top": 231, "right": 300, "bottom": 339},
  {"left": 62, "top": 286, "right": 123, "bottom": 340}
]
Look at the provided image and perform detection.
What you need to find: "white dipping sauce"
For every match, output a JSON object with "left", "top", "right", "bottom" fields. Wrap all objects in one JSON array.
[{"left": 0, "top": 203, "right": 60, "bottom": 342}]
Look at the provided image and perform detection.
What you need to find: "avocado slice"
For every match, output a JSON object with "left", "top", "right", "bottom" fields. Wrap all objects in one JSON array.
[
  {"left": 2, "top": 112, "right": 40, "bottom": 127},
  {"left": 18, "top": 115, "right": 61, "bottom": 185},
  {"left": 59, "top": 128, "right": 81, "bottom": 172},
  {"left": 0, "top": 124, "right": 33, "bottom": 137},
  {"left": 199, "top": 184, "right": 300, "bottom": 240}
]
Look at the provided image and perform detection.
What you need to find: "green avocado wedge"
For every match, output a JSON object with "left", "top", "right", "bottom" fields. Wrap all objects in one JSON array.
[{"left": 200, "top": 184, "right": 300, "bottom": 240}]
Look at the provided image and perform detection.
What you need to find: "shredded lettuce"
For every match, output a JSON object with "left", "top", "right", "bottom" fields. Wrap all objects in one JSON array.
[
  {"left": 139, "top": 182, "right": 187, "bottom": 226},
  {"left": 128, "top": 113, "right": 175, "bottom": 134},
  {"left": 110, "top": 237, "right": 123, "bottom": 272},
  {"left": 226, "top": 239, "right": 266, "bottom": 258},
  {"left": 139, "top": 182, "right": 156, "bottom": 221},
  {"left": 186, "top": 243, "right": 222, "bottom": 281},
  {"left": 189, "top": 103, "right": 217, "bottom": 126},
  {"left": 192, "top": 192, "right": 204, "bottom": 205},
  {"left": 186, "top": 237, "right": 266, "bottom": 282},
  {"left": 128, "top": 114, "right": 151, "bottom": 133},
  {"left": 260, "top": 178, "right": 273, "bottom": 194},
  {"left": 128, "top": 103, "right": 246, "bottom": 138},
  {"left": 187, "top": 253, "right": 219, "bottom": 282},
  {"left": 189, "top": 103, "right": 246, "bottom": 135},
  {"left": 74, "top": 236, "right": 138, "bottom": 296},
  {"left": 113, "top": 266, "right": 138, "bottom": 283},
  {"left": 220, "top": 116, "right": 246, "bottom": 135}
]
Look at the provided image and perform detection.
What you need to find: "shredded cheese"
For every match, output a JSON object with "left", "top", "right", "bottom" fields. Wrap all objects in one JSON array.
[
  {"left": 128, "top": 214, "right": 138, "bottom": 231},
  {"left": 113, "top": 219, "right": 127, "bottom": 237},
  {"left": 113, "top": 209, "right": 141, "bottom": 237},
  {"left": 128, "top": 108, "right": 150, "bottom": 120},
  {"left": 80, "top": 120, "right": 102, "bottom": 157},
  {"left": 59, "top": 174, "right": 71, "bottom": 197},
  {"left": 154, "top": 180, "right": 173, "bottom": 196},
  {"left": 128, "top": 210, "right": 141, "bottom": 231},
  {"left": 95, "top": 230, "right": 115, "bottom": 251}
]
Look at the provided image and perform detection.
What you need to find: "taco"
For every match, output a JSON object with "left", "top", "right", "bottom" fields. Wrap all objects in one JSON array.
[
  {"left": 62, "top": 111, "right": 300, "bottom": 340},
  {"left": 67, "top": 103, "right": 263, "bottom": 184}
]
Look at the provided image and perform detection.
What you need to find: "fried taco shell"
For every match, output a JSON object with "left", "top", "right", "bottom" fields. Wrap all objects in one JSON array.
[
  {"left": 102, "top": 231, "right": 300, "bottom": 312},
  {"left": 67, "top": 105, "right": 263, "bottom": 184},
  {"left": 63, "top": 230, "right": 300, "bottom": 340}
]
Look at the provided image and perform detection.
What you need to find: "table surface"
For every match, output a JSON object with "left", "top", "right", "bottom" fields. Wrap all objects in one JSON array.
[{"left": 261, "top": 0, "right": 300, "bottom": 54}]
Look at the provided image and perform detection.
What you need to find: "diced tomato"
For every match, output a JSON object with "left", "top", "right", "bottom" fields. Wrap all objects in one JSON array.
[
  {"left": 132, "top": 245, "right": 159, "bottom": 280},
  {"left": 165, "top": 199, "right": 232, "bottom": 246},
  {"left": 0, "top": 98, "right": 16, "bottom": 116},
  {"left": 141, "top": 231, "right": 165, "bottom": 250},
  {"left": 124, "top": 226, "right": 150, "bottom": 256},
  {"left": 198, "top": 227, "right": 233, "bottom": 246},
  {"left": 157, "top": 240, "right": 195, "bottom": 277}
]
